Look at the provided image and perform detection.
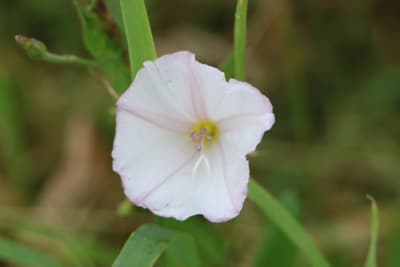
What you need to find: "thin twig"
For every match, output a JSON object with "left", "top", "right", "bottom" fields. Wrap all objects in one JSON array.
[{"left": 89, "top": 70, "right": 120, "bottom": 100}]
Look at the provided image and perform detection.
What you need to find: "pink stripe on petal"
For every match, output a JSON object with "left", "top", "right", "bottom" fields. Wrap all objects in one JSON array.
[
  {"left": 187, "top": 55, "right": 209, "bottom": 119},
  {"left": 135, "top": 151, "right": 197, "bottom": 206},
  {"left": 118, "top": 101, "right": 192, "bottom": 133}
]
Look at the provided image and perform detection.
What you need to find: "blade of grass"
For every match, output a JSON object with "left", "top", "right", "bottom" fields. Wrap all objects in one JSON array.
[
  {"left": 220, "top": 54, "right": 234, "bottom": 80},
  {"left": 120, "top": 0, "right": 157, "bottom": 79},
  {"left": 0, "top": 237, "right": 63, "bottom": 267},
  {"left": 248, "top": 179, "right": 330, "bottom": 267},
  {"left": 364, "top": 196, "right": 379, "bottom": 267},
  {"left": 233, "top": 0, "right": 247, "bottom": 80}
]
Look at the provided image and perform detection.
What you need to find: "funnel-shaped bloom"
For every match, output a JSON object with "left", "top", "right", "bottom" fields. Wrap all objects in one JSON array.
[{"left": 112, "top": 51, "right": 274, "bottom": 222}]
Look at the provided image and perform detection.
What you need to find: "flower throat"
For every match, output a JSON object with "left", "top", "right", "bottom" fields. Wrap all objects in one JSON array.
[
  {"left": 191, "top": 120, "right": 219, "bottom": 151},
  {"left": 190, "top": 120, "right": 218, "bottom": 180}
]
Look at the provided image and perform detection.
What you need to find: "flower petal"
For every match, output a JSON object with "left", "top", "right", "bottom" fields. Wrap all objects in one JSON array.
[
  {"left": 189, "top": 60, "right": 274, "bottom": 133},
  {"left": 214, "top": 79, "right": 273, "bottom": 121},
  {"left": 119, "top": 51, "right": 211, "bottom": 124},
  {"left": 191, "top": 145, "right": 249, "bottom": 222},
  {"left": 216, "top": 80, "right": 275, "bottom": 155},
  {"left": 140, "top": 145, "right": 248, "bottom": 222},
  {"left": 112, "top": 110, "right": 194, "bottom": 206},
  {"left": 113, "top": 51, "right": 275, "bottom": 223}
]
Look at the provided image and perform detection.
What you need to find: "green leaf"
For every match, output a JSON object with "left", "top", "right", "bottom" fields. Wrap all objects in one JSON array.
[
  {"left": 163, "top": 234, "right": 200, "bottom": 267},
  {"left": 159, "top": 217, "right": 227, "bottom": 266},
  {"left": 233, "top": 0, "right": 247, "bottom": 80},
  {"left": 248, "top": 179, "right": 330, "bottom": 267},
  {"left": 0, "top": 236, "right": 63, "bottom": 267},
  {"left": 112, "top": 224, "right": 194, "bottom": 267},
  {"left": 74, "top": 0, "right": 130, "bottom": 92},
  {"left": 120, "top": 0, "right": 157, "bottom": 79},
  {"left": 253, "top": 192, "right": 300, "bottom": 267},
  {"left": 364, "top": 196, "right": 379, "bottom": 267}
]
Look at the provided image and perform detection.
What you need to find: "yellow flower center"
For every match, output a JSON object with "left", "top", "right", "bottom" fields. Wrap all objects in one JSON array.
[{"left": 191, "top": 120, "right": 219, "bottom": 151}]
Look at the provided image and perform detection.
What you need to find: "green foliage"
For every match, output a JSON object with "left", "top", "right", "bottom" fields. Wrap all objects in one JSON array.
[
  {"left": 220, "top": 55, "right": 234, "bottom": 80},
  {"left": 26, "top": 227, "right": 117, "bottom": 267},
  {"left": 253, "top": 192, "right": 300, "bottom": 267},
  {"left": 120, "top": 0, "right": 157, "bottom": 79},
  {"left": 0, "top": 73, "right": 30, "bottom": 186},
  {"left": 112, "top": 224, "right": 197, "bottom": 267},
  {"left": 15, "top": 35, "right": 48, "bottom": 60},
  {"left": 364, "top": 197, "right": 379, "bottom": 267},
  {"left": 74, "top": 0, "right": 130, "bottom": 93},
  {"left": 159, "top": 217, "right": 227, "bottom": 266},
  {"left": 162, "top": 233, "right": 200, "bottom": 267},
  {"left": 388, "top": 223, "right": 400, "bottom": 267},
  {"left": 248, "top": 179, "right": 330, "bottom": 267},
  {"left": 104, "top": 0, "right": 124, "bottom": 35},
  {"left": 15, "top": 35, "right": 98, "bottom": 67},
  {"left": 233, "top": 0, "right": 247, "bottom": 81},
  {"left": 3, "top": 0, "right": 398, "bottom": 266},
  {"left": 0, "top": 236, "right": 63, "bottom": 267}
]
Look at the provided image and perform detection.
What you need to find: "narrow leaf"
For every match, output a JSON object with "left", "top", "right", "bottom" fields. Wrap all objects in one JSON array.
[
  {"left": 248, "top": 179, "right": 331, "bottom": 267},
  {"left": 0, "top": 236, "right": 63, "bottom": 267},
  {"left": 364, "top": 196, "right": 379, "bottom": 267},
  {"left": 112, "top": 224, "right": 187, "bottom": 267},
  {"left": 120, "top": 0, "right": 157, "bottom": 79},
  {"left": 233, "top": 0, "right": 247, "bottom": 80}
]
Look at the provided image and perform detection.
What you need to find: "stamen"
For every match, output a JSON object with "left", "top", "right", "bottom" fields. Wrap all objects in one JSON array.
[
  {"left": 191, "top": 120, "right": 218, "bottom": 152},
  {"left": 192, "top": 153, "right": 211, "bottom": 180},
  {"left": 191, "top": 132, "right": 200, "bottom": 140},
  {"left": 191, "top": 127, "right": 208, "bottom": 151}
]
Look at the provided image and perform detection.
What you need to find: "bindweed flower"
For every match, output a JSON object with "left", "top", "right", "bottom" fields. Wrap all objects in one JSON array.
[{"left": 112, "top": 51, "right": 274, "bottom": 222}]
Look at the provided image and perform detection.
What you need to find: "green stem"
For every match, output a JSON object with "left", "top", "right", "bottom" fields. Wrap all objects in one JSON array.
[
  {"left": 15, "top": 35, "right": 98, "bottom": 67},
  {"left": 248, "top": 179, "right": 331, "bottom": 267},
  {"left": 41, "top": 52, "right": 98, "bottom": 67},
  {"left": 233, "top": 0, "right": 247, "bottom": 81}
]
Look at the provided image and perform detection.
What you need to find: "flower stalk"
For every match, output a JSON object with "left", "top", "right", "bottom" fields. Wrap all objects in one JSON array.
[{"left": 15, "top": 35, "right": 98, "bottom": 67}]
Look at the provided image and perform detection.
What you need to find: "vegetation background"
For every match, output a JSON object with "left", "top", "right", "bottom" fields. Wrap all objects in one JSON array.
[{"left": 0, "top": 0, "right": 399, "bottom": 266}]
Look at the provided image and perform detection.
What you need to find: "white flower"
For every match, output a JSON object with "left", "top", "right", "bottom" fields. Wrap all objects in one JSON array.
[{"left": 112, "top": 51, "right": 274, "bottom": 222}]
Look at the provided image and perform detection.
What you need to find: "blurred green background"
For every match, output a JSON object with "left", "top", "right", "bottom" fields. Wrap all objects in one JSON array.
[{"left": 1, "top": 0, "right": 399, "bottom": 266}]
